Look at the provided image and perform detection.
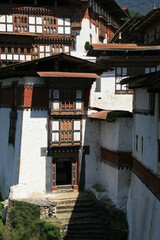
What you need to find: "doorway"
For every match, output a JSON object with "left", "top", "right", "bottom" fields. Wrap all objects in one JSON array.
[{"left": 56, "top": 159, "right": 72, "bottom": 185}]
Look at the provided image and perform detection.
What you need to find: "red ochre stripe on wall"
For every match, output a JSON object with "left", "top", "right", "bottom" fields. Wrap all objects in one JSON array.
[
  {"left": 101, "top": 147, "right": 160, "bottom": 200},
  {"left": 1, "top": 86, "right": 49, "bottom": 108}
]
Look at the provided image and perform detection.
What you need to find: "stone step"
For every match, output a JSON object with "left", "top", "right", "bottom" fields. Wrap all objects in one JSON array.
[
  {"left": 46, "top": 217, "right": 105, "bottom": 226},
  {"left": 56, "top": 211, "right": 100, "bottom": 220},
  {"left": 56, "top": 201, "right": 97, "bottom": 209},
  {"left": 65, "top": 238, "right": 103, "bottom": 240},
  {"left": 65, "top": 231, "right": 105, "bottom": 238},
  {"left": 67, "top": 225, "right": 105, "bottom": 232},
  {"left": 52, "top": 197, "right": 95, "bottom": 205},
  {"left": 57, "top": 207, "right": 101, "bottom": 214}
]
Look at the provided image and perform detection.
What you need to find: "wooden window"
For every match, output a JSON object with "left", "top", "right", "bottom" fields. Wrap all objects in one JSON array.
[
  {"left": 61, "top": 90, "right": 74, "bottom": 110},
  {"left": 52, "top": 119, "right": 81, "bottom": 146},
  {"left": 115, "top": 67, "right": 132, "bottom": 94},
  {"left": 51, "top": 89, "right": 83, "bottom": 113},
  {"left": 9, "top": 111, "right": 17, "bottom": 146},
  {"left": 58, "top": 18, "right": 71, "bottom": 35}
]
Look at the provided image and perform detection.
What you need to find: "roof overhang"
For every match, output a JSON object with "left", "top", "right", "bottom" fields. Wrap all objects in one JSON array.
[
  {"left": 37, "top": 72, "right": 100, "bottom": 78},
  {"left": 121, "top": 70, "right": 160, "bottom": 91},
  {"left": 88, "top": 44, "right": 160, "bottom": 57},
  {"left": 0, "top": 53, "right": 109, "bottom": 80},
  {"left": 88, "top": 110, "right": 132, "bottom": 121}
]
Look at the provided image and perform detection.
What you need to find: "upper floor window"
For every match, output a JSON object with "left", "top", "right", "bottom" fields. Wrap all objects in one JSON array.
[
  {"left": 51, "top": 119, "right": 81, "bottom": 146},
  {"left": 115, "top": 67, "right": 132, "bottom": 94},
  {"left": 145, "top": 67, "right": 156, "bottom": 74},
  {"left": 51, "top": 89, "right": 83, "bottom": 114},
  {"left": 58, "top": 18, "right": 71, "bottom": 35}
]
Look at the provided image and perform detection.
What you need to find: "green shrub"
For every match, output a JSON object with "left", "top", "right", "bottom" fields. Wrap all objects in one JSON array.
[
  {"left": 84, "top": 41, "right": 91, "bottom": 51},
  {"left": 39, "top": 221, "right": 60, "bottom": 240},
  {"left": 0, "top": 200, "right": 61, "bottom": 240},
  {"left": 0, "top": 202, "right": 6, "bottom": 240}
]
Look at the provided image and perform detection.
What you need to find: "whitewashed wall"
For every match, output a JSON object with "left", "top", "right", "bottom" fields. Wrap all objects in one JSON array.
[
  {"left": 100, "top": 118, "right": 132, "bottom": 152},
  {"left": 83, "top": 118, "right": 100, "bottom": 189},
  {"left": 71, "top": 18, "right": 100, "bottom": 59},
  {"left": 127, "top": 173, "right": 160, "bottom": 240},
  {"left": 18, "top": 110, "right": 48, "bottom": 195},
  {"left": 91, "top": 71, "right": 133, "bottom": 111},
  {"left": 85, "top": 117, "right": 132, "bottom": 209},
  {"left": 0, "top": 109, "right": 22, "bottom": 199},
  {"left": 133, "top": 90, "right": 158, "bottom": 173}
]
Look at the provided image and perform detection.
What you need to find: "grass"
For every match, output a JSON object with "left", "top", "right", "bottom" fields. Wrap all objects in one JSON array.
[{"left": 0, "top": 198, "right": 61, "bottom": 240}]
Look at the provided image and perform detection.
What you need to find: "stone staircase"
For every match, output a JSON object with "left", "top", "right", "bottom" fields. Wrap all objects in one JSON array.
[{"left": 46, "top": 192, "right": 107, "bottom": 240}]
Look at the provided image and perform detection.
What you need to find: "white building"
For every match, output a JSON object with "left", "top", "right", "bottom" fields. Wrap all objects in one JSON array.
[
  {"left": 121, "top": 71, "right": 160, "bottom": 240},
  {"left": 0, "top": 53, "right": 107, "bottom": 199}
]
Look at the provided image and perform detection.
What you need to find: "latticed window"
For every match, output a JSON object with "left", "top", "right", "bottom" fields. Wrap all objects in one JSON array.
[
  {"left": 115, "top": 67, "right": 132, "bottom": 94},
  {"left": 51, "top": 89, "right": 83, "bottom": 113},
  {"left": 51, "top": 119, "right": 81, "bottom": 146}
]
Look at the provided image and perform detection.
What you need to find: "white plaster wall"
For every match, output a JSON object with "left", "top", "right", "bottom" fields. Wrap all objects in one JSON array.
[
  {"left": 127, "top": 173, "right": 160, "bottom": 240},
  {"left": 71, "top": 18, "right": 100, "bottom": 59},
  {"left": 133, "top": 92, "right": 158, "bottom": 173},
  {"left": 118, "top": 118, "right": 133, "bottom": 152},
  {"left": 19, "top": 110, "right": 48, "bottom": 194},
  {"left": 85, "top": 118, "right": 132, "bottom": 209},
  {"left": 84, "top": 118, "right": 100, "bottom": 190},
  {"left": 118, "top": 169, "right": 131, "bottom": 209},
  {"left": 0, "top": 109, "right": 22, "bottom": 199},
  {"left": 91, "top": 71, "right": 133, "bottom": 111},
  {"left": 100, "top": 120, "right": 119, "bottom": 151},
  {"left": 96, "top": 161, "right": 119, "bottom": 205},
  {"left": 134, "top": 89, "right": 149, "bottom": 110},
  {"left": 99, "top": 118, "right": 132, "bottom": 152}
]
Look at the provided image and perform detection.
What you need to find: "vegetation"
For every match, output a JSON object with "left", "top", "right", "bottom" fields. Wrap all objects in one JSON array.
[
  {"left": 0, "top": 200, "right": 60, "bottom": 240},
  {"left": 129, "top": 10, "right": 143, "bottom": 18},
  {"left": 84, "top": 41, "right": 91, "bottom": 51}
]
